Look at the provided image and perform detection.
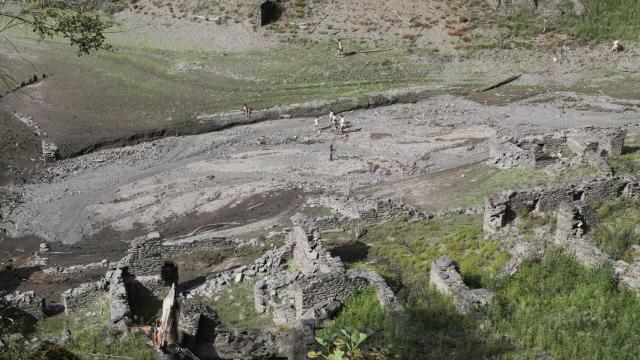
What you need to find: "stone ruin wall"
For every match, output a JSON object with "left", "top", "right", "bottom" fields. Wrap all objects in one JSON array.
[
  {"left": 485, "top": 174, "right": 640, "bottom": 289},
  {"left": 311, "top": 196, "right": 429, "bottom": 231},
  {"left": 484, "top": 176, "right": 638, "bottom": 233},
  {"left": 42, "top": 209, "right": 406, "bottom": 359},
  {"left": 61, "top": 279, "right": 108, "bottom": 314},
  {"left": 488, "top": 127, "right": 627, "bottom": 176},
  {"left": 429, "top": 257, "right": 494, "bottom": 318},
  {"left": 294, "top": 272, "right": 369, "bottom": 319},
  {"left": 2, "top": 291, "right": 47, "bottom": 320}
]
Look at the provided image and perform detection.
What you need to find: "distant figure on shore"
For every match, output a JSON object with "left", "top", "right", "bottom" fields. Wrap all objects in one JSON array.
[
  {"left": 314, "top": 117, "right": 320, "bottom": 134},
  {"left": 243, "top": 104, "right": 252, "bottom": 117},
  {"left": 337, "top": 38, "right": 344, "bottom": 58},
  {"left": 338, "top": 115, "right": 345, "bottom": 135},
  {"left": 612, "top": 40, "right": 621, "bottom": 54},
  {"left": 328, "top": 110, "right": 336, "bottom": 127}
]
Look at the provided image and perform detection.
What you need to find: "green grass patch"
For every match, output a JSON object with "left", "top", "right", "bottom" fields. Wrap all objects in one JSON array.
[
  {"left": 488, "top": 250, "right": 640, "bottom": 359},
  {"left": 33, "top": 295, "right": 154, "bottom": 360},
  {"left": 560, "top": 0, "right": 640, "bottom": 42},
  {"left": 361, "top": 215, "right": 509, "bottom": 287},
  {"left": 197, "top": 278, "right": 272, "bottom": 327},
  {"left": 516, "top": 211, "right": 557, "bottom": 236},
  {"left": 317, "top": 287, "right": 395, "bottom": 348},
  {"left": 452, "top": 164, "right": 598, "bottom": 209},
  {"left": 592, "top": 197, "right": 640, "bottom": 262}
]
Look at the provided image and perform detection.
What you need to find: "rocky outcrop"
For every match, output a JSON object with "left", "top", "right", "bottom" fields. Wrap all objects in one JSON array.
[
  {"left": 614, "top": 255, "right": 640, "bottom": 290},
  {"left": 430, "top": 257, "right": 493, "bottom": 318}
]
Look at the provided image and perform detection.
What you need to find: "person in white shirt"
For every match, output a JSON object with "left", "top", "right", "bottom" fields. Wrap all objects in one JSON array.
[
  {"left": 612, "top": 40, "right": 620, "bottom": 54},
  {"left": 328, "top": 110, "right": 336, "bottom": 126},
  {"left": 314, "top": 117, "right": 320, "bottom": 134}
]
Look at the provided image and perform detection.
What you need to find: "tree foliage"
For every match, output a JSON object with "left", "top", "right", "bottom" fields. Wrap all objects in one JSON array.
[{"left": 1, "top": 0, "right": 112, "bottom": 56}]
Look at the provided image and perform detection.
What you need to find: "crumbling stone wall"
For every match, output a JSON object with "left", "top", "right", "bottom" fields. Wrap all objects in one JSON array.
[
  {"left": 294, "top": 272, "right": 368, "bottom": 319},
  {"left": 347, "top": 269, "right": 408, "bottom": 325},
  {"left": 429, "top": 257, "right": 493, "bottom": 317},
  {"left": 179, "top": 298, "right": 220, "bottom": 348},
  {"left": 2, "top": 291, "right": 46, "bottom": 319},
  {"left": 162, "top": 236, "right": 230, "bottom": 256},
  {"left": 61, "top": 279, "right": 108, "bottom": 314},
  {"left": 118, "top": 232, "right": 164, "bottom": 277},
  {"left": 45, "top": 260, "right": 111, "bottom": 279},
  {"left": 312, "top": 196, "right": 429, "bottom": 230},
  {"left": 484, "top": 177, "right": 637, "bottom": 233},
  {"left": 292, "top": 226, "right": 343, "bottom": 276},
  {"left": 107, "top": 267, "right": 132, "bottom": 329},
  {"left": 554, "top": 202, "right": 609, "bottom": 268},
  {"left": 488, "top": 127, "right": 626, "bottom": 174},
  {"left": 209, "top": 326, "right": 293, "bottom": 360}
]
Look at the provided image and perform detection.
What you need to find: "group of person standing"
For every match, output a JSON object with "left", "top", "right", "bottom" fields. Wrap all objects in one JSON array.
[{"left": 314, "top": 110, "right": 346, "bottom": 135}]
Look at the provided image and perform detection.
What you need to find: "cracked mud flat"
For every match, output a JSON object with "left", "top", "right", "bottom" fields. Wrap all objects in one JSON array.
[{"left": 4, "top": 93, "right": 640, "bottom": 257}]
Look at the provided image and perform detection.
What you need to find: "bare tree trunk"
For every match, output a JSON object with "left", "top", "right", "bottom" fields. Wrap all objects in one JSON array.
[{"left": 153, "top": 284, "right": 179, "bottom": 351}]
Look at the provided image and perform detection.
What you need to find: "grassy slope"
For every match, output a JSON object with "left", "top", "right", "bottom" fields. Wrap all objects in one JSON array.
[
  {"left": 0, "top": 27, "right": 470, "bottom": 123},
  {"left": 450, "top": 164, "right": 598, "bottom": 209},
  {"left": 489, "top": 251, "right": 640, "bottom": 359}
]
